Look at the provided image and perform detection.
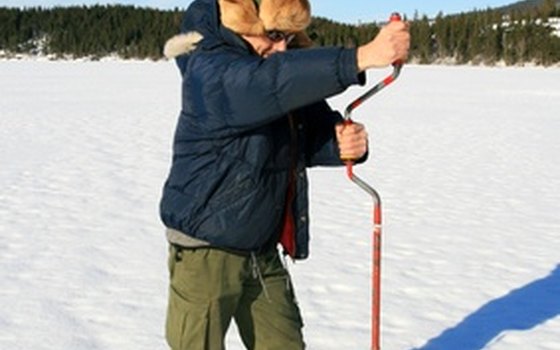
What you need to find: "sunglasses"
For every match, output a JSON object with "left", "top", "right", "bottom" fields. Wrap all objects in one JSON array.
[{"left": 266, "top": 30, "right": 297, "bottom": 44}]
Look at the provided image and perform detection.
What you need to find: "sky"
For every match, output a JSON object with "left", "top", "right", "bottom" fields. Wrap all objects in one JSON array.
[{"left": 0, "top": 0, "right": 518, "bottom": 23}]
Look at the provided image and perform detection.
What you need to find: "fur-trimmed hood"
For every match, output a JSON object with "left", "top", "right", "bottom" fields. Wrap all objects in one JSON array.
[
  {"left": 164, "top": 0, "right": 312, "bottom": 59},
  {"left": 163, "top": 32, "right": 204, "bottom": 59}
]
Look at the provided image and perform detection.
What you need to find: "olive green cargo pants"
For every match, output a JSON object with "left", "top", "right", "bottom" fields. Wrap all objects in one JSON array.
[{"left": 165, "top": 245, "right": 305, "bottom": 350}]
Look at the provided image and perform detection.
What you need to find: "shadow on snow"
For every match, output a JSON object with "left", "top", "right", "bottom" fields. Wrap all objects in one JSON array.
[{"left": 414, "top": 264, "right": 560, "bottom": 350}]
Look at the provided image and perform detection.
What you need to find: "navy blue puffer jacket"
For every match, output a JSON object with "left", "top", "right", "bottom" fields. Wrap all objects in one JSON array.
[{"left": 159, "top": 0, "right": 366, "bottom": 259}]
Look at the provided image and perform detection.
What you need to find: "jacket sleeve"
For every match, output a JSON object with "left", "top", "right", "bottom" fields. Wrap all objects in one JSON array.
[
  {"left": 299, "top": 100, "right": 368, "bottom": 167},
  {"left": 187, "top": 46, "right": 365, "bottom": 131}
]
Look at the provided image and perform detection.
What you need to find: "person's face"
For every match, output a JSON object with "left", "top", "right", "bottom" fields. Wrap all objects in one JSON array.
[{"left": 242, "top": 31, "right": 295, "bottom": 58}]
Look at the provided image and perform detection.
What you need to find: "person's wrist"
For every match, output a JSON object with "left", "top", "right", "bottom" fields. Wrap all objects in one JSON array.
[
  {"left": 357, "top": 44, "right": 385, "bottom": 71},
  {"left": 356, "top": 46, "right": 367, "bottom": 72}
]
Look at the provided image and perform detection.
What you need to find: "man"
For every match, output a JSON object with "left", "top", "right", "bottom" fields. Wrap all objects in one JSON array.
[{"left": 160, "top": 0, "right": 410, "bottom": 349}]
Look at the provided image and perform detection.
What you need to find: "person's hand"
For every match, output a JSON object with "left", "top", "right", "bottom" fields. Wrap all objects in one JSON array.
[
  {"left": 335, "top": 122, "right": 368, "bottom": 161},
  {"left": 357, "top": 20, "right": 410, "bottom": 71}
]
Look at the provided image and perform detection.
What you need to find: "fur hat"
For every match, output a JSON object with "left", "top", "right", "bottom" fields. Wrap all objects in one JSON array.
[
  {"left": 219, "top": 0, "right": 312, "bottom": 46},
  {"left": 163, "top": 0, "right": 313, "bottom": 59}
]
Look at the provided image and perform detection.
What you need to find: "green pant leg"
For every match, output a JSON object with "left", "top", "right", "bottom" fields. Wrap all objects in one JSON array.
[
  {"left": 235, "top": 251, "right": 305, "bottom": 350},
  {"left": 166, "top": 246, "right": 246, "bottom": 350}
]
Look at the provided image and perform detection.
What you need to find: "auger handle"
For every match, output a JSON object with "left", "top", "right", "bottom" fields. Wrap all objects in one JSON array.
[
  {"left": 343, "top": 12, "right": 404, "bottom": 176},
  {"left": 390, "top": 12, "right": 404, "bottom": 67}
]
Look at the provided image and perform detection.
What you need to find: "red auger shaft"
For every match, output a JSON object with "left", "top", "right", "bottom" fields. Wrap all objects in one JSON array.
[{"left": 343, "top": 12, "right": 403, "bottom": 350}]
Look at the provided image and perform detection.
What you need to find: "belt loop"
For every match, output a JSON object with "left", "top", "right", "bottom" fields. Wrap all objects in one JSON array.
[{"left": 174, "top": 245, "right": 184, "bottom": 262}]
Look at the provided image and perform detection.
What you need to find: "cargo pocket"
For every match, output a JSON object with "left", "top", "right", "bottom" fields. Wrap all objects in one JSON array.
[{"left": 165, "top": 285, "right": 209, "bottom": 350}]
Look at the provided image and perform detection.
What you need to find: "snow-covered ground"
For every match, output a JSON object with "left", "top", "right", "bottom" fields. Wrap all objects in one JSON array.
[{"left": 1, "top": 60, "right": 559, "bottom": 350}]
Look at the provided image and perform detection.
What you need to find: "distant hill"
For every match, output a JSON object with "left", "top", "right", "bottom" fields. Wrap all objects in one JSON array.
[{"left": 496, "top": 0, "right": 560, "bottom": 13}]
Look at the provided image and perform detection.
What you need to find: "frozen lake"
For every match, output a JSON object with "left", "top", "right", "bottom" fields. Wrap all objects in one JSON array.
[{"left": 1, "top": 60, "right": 559, "bottom": 350}]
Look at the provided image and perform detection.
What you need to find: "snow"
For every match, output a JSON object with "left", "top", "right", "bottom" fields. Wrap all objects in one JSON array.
[
  {"left": 1, "top": 60, "right": 559, "bottom": 350},
  {"left": 549, "top": 17, "right": 560, "bottom": 37}
]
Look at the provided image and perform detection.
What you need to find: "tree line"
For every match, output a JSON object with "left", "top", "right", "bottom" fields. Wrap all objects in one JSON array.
[
  {"left": 0, "top": 5, "right": 182, "bottom": 59},
  {"left": 408, "top": 0, "right": 560, "bottom": 65},
  {"left": 0, "top": 2, "right": 559, "bottom": 65}
]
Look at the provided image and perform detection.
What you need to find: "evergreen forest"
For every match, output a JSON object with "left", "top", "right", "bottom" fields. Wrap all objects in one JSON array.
[{"left": 1, "top": 0, "right": 559, "bottom": 65}]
